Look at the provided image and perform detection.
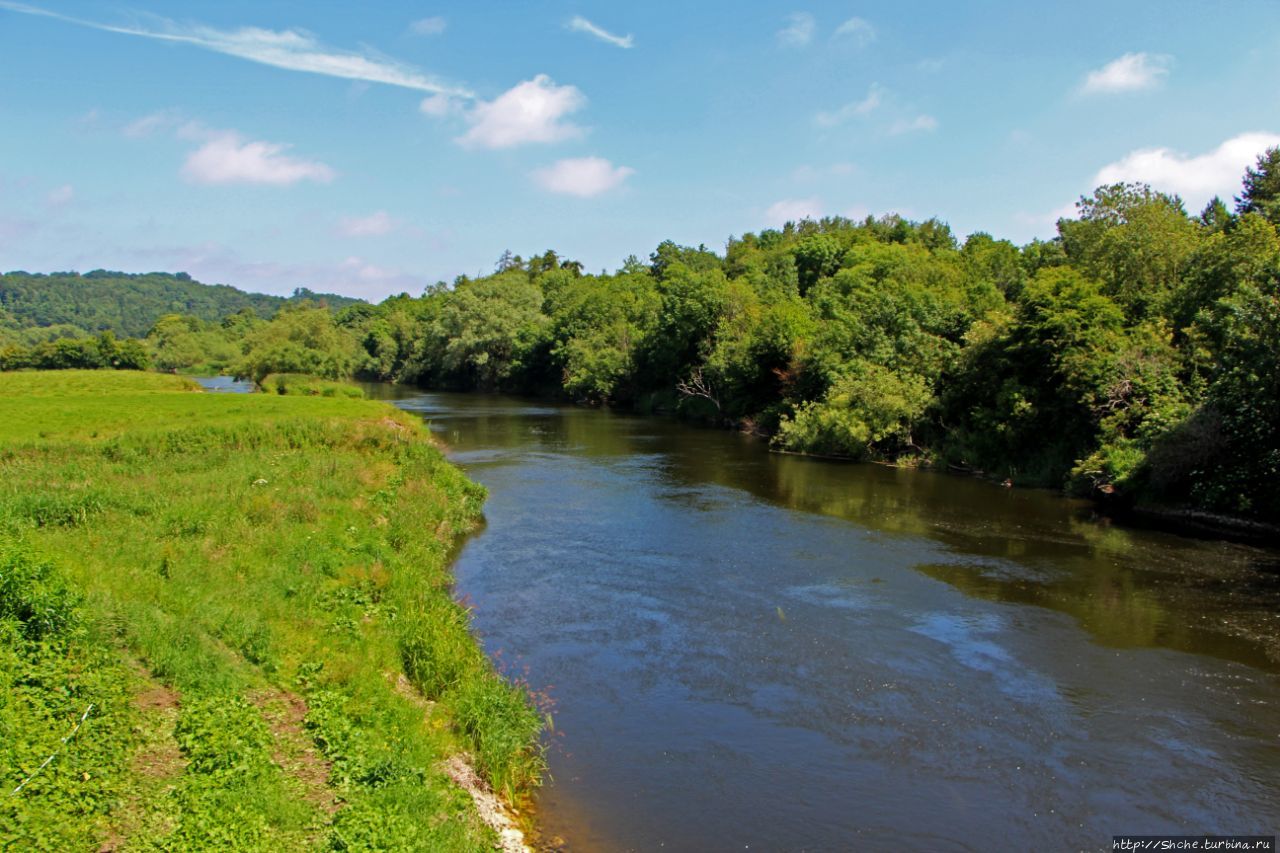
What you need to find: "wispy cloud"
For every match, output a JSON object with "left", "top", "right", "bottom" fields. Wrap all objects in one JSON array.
[
  {"left": 181, "top": 128, "right": 335, "bottom": 186},
  {"left": 777, "top": 12, "right": 815, "bottom": 48},
  {"left": 566, "top": 15, "right": 633, "bottom": 49},
  {"left": 46, "top": 184, "right": 74, "bottom": 207},
  {"left": 815, "top": 85, "right": 882, "bottom": 128},
  {"left": 123, "top": 109, "right": 182, "bottom": 138},
  {"left": 336, "top": 211, "right": 397, "bottom": 237},
  {"left": 889, "top": 114, "right": 938, "bottom": 135},
  {"left": 457, "top": 75, "right": 585, "bottom": 149},
  {"left": 833, "top": 17, "right": 875, "bottom": 47},
  {"left": 766, "top": 197, "right": 823, "bottom": 226},
  {"left": 419, "top": 93, "right": 462, "bottom": 117},
  {"left": 1092, "top": 131, "right": 1280, "bottom": 209},
  {"left": 1080, "top": 52, "right": 1172, "bottom": 95},
  {"left": 410, "top": 16, "right": 446, "bottom": 36},
  {"left": 0, "top": 1, "right": 472, "bottom": 97},
  {"left": 532, "top": 156, "right": 633, "bottom": 197}
]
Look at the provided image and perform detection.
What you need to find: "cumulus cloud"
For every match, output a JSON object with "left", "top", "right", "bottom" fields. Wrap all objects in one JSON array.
[
  {"left": 0, "top": 1, "right": 471, "bottom": 97},
  {"left": 766, "top": 197, "right": 823, "bottom": 226},
  {"left": 1092, "top": 131, "right": 1280, "bottom": 209},
  {"left": 1080, "top": 52, "right": 1172, "bottom": 95},
  {"left": 410, "top": 16, "right": 446, "bottom": 36},
  {"left": 457, "top": 75, "right": 586, "bottom": 149},
  {"left": 777, "top": 12, "right": 815, "bottom": 47},
  {"left": 815, "top": 85, "right": 882, "bottom": 127},
  {"left": 337, "top": 211, "right": 397, "bottom": 237},
  {"left": 181, "top": 130, "right": 335, "bottom": 186},
  {"left": 566, "top": 15, "right": 633, "bottom": 49},
  {"left": 532, "top": 157, "right": 633, "bottom": 197},
  {"left": 833, "top": 17, "right": 875, "bottom": 47}
]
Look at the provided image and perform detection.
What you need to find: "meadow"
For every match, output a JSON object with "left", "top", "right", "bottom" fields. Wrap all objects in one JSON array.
[{"left": 0, "top": 370, "right": 542, "bottom": 851}]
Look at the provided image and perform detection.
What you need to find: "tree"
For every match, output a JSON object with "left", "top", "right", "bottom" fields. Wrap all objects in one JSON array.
[
  {"left": 1236, "top": 146, "right": 1280, "bottom": 225},
  {"left": 236, "top": 305, "right": 362, "bottom": 382}
]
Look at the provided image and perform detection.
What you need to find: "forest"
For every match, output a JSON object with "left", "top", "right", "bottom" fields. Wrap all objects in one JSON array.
[
  {"left": 5, "top": 149, "right": 1279, "bottom": 522},
  {"left": 0, "top": 270, "right": 359, "bottom": 339}
]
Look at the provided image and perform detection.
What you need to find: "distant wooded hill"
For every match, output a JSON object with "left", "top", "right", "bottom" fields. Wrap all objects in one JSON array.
[{"left": 0, "top": 270, "right": 364, "bottom": 338}]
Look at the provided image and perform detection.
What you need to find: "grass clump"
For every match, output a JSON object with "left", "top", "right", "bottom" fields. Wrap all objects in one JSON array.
[
  {"left": 0, "top": 370, "right": 544, "bottom": 850},
  {"left": 260, "top": 373, "right": 365, "bottom": 398}
]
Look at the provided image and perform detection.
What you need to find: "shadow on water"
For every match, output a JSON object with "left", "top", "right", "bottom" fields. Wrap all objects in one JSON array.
[{"left": 364, "top": 385, "right": 1280, "bottom": 851}]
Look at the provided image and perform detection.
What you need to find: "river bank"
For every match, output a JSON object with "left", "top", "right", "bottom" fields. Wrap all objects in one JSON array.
[{"left": 0, "top": 370, "right": 542, "bottom": 850}]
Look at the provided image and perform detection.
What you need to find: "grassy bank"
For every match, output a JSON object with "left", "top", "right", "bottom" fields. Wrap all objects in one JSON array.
[{"left": 0, "top": 370, "right": 542, "bottom": 851}]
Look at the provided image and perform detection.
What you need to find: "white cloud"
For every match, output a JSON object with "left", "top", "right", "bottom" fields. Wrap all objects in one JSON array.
[
  {"left": 777, "top": 12, "right": 815, "bottom": 48},
  {"left": 889, "top": 114, "right": 938, "bottom": 135},
  {"left": 181, "top": 131, "right": 335, "bottom": 186},
  {"left": 457, "top": 75, "right": 585, "bottom": 149},
  {"left": 410, "top": 16, "right": 446, "bottom": 36},
  {"left": 766, "top": 197, "right": 823, "bottom": 226},
  {"left": 0, "top": 1, "right": 471, "bottom": 97},
  {"left": 815, "top": 85, "right": 882, "bottom": 127},
  {"left": 419, "top": 93, "right": 461, "bottom": 117},
  {"left": 1081, "top": 52, "right": 1172, "bottom": 95},
  {"left": 123, "top": 110, "right": 182, "bottom": 138},
  {"left": 566, "top": 15, "right": 633, "bottom": 49},
  {"left": 833, "top": 17, "right": 875, "bottom": 47},
  {"left": 1091, "top": 131, "right": 1280, "bottom": 209},
  {"left": 116, "top": 241, "right": 432, "bottom": 300},
  {"left": 337, "top": 211, "right": 397, "bottom": 237},
  {"left": 46, "top": 184, "right": 74, "bottom": 207},
  {"left": 532, "top": 157, "right": 633, "bottom": 197}
]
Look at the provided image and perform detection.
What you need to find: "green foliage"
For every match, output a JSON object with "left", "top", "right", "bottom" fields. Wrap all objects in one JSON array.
[
  {"left": 0, "top": 540, "right": 81, "bottom": 640},
  {"left": 0, "top": 270, "right": 360, "bottom": 338},
  {"left": 1237, "top": 146, "right": 1280, "bottom": 225},
  {"left": 262, "top": 373, "right": 365, "bottom": 398},
  {"left": 0, "top": 331, "right": 151, "bottom": 373},
  {"left": 426, "top": 272, "right": 547, "bottom": 390},
  {"left": 237, "top": 304, "right": 363, "bottom": 383},
  {"left": 778, "top": 363, "right": 931, "bottom": 458},
  {"left": 0, "top": 539, "right": 137, "bottom": 852}
]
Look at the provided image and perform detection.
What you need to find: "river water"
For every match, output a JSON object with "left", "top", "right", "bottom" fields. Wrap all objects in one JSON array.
[{"left": 367, "top": 386, "right": 1280, "bottom": 851}]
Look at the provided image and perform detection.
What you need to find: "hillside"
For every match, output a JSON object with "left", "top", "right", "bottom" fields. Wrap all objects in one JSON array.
[{"left": 0, "top": 270, "right": 364, "bottom": 339}]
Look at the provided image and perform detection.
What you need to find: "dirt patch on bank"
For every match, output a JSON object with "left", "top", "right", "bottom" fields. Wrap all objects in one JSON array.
[{"left": 247, "top": 687, "right": 337, "bottom": 815}]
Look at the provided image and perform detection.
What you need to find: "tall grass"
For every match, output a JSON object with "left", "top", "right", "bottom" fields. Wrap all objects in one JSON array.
[{"left": 0, "top": 370, "right": 544, "bottom": 850}]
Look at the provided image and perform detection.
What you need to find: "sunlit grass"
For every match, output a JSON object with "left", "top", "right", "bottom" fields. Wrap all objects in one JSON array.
[{"left": 0, "top": 371, "right": 543, "bottom": 850}]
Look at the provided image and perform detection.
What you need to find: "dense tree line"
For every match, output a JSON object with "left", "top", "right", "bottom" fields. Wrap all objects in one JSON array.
[
  {"left": 329, "top": 148, "right": 1280, "bottom": 520},
  {"left": 5, "top": 150, "right": 1278, "bottom": 521},
  {"left": 0, "top": 270, "right": 360, "bottom": 338},
  {"left": 0, "top": 330, "right": 150, "bottom": 371}
]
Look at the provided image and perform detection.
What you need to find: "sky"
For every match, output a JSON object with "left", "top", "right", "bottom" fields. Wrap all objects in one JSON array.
[{"left": 1, "top": 1, "right": 1279, "bottom": 300}]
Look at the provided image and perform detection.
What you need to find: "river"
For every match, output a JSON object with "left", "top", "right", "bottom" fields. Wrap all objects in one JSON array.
[{"left": 365, "top": 385, "right": 1280, "bottom": 851}]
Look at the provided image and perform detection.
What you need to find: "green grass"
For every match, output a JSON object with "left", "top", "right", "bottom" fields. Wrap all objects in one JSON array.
[
  {"left": 0, "top": 370, "right": 543, "bottom": 851},
  {"left": 260, "top": 374, "right": 365, "bottom": 398}
]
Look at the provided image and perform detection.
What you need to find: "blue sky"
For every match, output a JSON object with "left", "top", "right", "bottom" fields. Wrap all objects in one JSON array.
[{"left": 2, "top": 1, "right": 1279, "bottom": 299}]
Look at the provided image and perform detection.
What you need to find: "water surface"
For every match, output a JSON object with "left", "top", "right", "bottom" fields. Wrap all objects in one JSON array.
[{"left": 371, "top": 387, "right": 1280, "bottom": 851}]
